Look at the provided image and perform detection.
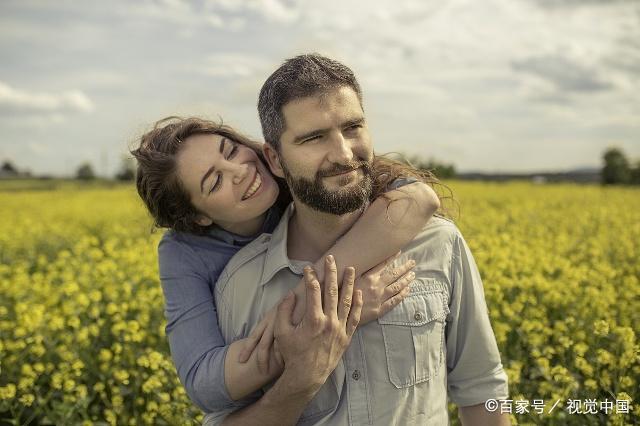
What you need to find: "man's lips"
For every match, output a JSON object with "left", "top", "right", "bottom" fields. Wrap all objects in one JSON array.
[{"left": 321, "top": 166, "right": 361, "bottom": 178}]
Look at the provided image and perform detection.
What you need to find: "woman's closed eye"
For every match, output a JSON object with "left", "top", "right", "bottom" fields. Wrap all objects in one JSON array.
[
  {"left": 227, "top": 143, "right": 239, "bottom": 160},
  {"left": 209, "top": 173, "right": 222, "bottom": 194},
  {"left": 209, "top": 143, "right": 239, "bottom": 194}
]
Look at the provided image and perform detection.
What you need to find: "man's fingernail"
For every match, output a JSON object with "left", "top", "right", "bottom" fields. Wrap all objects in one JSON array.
[{"left": 327, "top": 254, "right": 334, "bottom": 262}]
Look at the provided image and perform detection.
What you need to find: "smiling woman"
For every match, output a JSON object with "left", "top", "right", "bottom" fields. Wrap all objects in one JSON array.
[{"left": 175, "top": 133, "right": 279, "bottom": 236}]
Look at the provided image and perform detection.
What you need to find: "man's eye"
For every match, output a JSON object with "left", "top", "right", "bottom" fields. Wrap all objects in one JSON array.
[
  {"left": 346, "top": 124, "right": 362, "bottom": 131},
  {"left": 301, "top": 135, "right": 321, "bottom": 143},
  {"left": 209, "top": 174, "right": 222, "bottom": 194}
]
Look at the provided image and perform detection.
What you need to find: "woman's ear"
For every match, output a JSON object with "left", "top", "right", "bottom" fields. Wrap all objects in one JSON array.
[
  {"left": 195, "top": 214, "right": 213, "bottom": 227},
  {"left": 263, "top": 144, "right": 285, "bottom": 178}
]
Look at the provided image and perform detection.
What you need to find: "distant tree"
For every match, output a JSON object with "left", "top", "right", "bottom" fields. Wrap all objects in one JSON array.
[
  {"left": 601, "top": 148, "right": 630, "bottom": 185},
  {"left": 1, "top": 160, "right": 19, "bottom": 175},
  {"left": 115, "top": 156, "right": 136, "bottom": 181},
  {"left": 406, "top": 155, "right": 456, "bottom": 179},
  {"left": 76, "top": 162, "right": 96, "bottom": 180},
  {"left": 630, "top": 160, "right": 640, "bottom": 185}
]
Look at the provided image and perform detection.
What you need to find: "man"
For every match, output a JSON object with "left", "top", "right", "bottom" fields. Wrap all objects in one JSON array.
[{"left": 205, "top": 54, "right": 510, "bottom": 425}]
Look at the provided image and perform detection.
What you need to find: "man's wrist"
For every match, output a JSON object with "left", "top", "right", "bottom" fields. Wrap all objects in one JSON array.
[
  {"left": 273, "top": 367, "right": 321, "bottom": 400},
  {"left": 256, "top": 367, "right": 320, "bottom": 424}
]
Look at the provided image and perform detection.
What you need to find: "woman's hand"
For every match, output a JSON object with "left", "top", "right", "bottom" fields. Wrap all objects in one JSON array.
[
  {"left": 289, "top": 253, "right": 416, "bottom": 327},
  {"left": 356, "top": 253, "right": 416, "bottom": 325},
  {"left": 237, "top": 306, "right": 284, "bottom": 376}
]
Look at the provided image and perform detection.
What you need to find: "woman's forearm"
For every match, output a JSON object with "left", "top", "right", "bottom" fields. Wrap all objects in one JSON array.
[
  {"left": 316, "top": 181, "right": 438, "bottom": 282},
  {"left": 290, "top": 182, "right": 439, "bottom": 319},
  {"left": 224, "top": 337, "right": 282, "bottom": 401}
]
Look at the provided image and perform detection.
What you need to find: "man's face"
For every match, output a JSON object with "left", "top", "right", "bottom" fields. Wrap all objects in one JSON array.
[{"left": 271, "top": 86, "right": 374, "bottom": 215}]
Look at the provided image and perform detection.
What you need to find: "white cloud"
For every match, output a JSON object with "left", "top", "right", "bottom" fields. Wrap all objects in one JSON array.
[
  {"left": 205, "top": 0, "right": 300, "bottom": 24},
  {"left": 0, "top": 82, "right": 95, "bottom": 115},
  {"left": 27, "top": 142, "right": 49, "bottom": 156},
  {"left": 197, "top": 53, "right": 270, "bottom": 78}
]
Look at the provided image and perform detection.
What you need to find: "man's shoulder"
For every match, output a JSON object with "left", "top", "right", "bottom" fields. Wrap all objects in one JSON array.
[
  {"left": 217, "top": 234, "right": 271, "bottom": 282},
  {"left": 416, "top": 215, "right": 461, "bottom": 244}
]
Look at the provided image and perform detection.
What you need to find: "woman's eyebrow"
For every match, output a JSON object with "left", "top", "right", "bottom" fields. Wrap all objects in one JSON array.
[{"left": 199, "top": 137, "right": 227, "bottom": 194}]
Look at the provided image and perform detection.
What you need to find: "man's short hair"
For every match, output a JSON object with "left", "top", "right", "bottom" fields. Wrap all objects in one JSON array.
[{"left": 257, "top": 53, "right": 363, "bottom": 151}]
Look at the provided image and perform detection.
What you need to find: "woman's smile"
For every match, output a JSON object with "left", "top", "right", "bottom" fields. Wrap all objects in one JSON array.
[{"left": 242, "top": 169, "right": 263, "bottom": 201}]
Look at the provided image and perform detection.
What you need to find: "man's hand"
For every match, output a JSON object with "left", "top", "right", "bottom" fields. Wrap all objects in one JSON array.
[{"left": 274, "top": 254, "right": 363, "bottom": 396}]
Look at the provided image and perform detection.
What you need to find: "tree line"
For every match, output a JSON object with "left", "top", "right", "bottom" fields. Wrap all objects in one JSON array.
[
  {"left": 3, "top": 148, "right": 639, "bottom": 184},
  {"left": 601, "top": 147, "right": 640, "bottom": 185}
]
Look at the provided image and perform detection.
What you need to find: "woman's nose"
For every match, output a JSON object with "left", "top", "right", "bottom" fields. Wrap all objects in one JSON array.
[{"left": 230, "top": 162, "right": 249, "bottom": 185}]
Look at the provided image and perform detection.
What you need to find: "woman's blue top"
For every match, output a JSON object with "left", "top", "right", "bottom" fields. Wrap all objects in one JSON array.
[{"left": 158, "top": 207, "right": 281, "bottom": 412}]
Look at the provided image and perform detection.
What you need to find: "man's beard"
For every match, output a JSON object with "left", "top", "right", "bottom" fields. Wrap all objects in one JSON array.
[{"left": 281, "top": 160, "right": 373, "bottom": 215}]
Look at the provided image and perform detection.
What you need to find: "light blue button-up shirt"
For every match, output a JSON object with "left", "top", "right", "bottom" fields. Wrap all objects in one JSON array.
[{"left": 207, "top": 203, "right": 509, "bottom": 425}]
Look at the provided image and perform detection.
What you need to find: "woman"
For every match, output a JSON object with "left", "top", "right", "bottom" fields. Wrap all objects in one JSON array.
[{"left": 131, "top": 116, "right": 443, "bottom": 412}]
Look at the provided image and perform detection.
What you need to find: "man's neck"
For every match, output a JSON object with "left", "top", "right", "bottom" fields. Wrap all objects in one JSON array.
[{"left": 287, "top": 200, "right": 365, "bottom": 262}]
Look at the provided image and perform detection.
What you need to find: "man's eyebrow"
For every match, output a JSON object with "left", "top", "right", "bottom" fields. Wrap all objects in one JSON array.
[
  {"left": 343, "top": 117, "right": 365, "bottom": 127},
  {"left": 199, "top": 137, "right": 227, "bottom": 194},
  {"left": 293, "top": 128, "right": 328, "bottom": 144}
]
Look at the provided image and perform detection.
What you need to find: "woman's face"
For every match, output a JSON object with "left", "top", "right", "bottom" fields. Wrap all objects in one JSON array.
[{"left": 176, "top": 133, "right": 279, "bottom": 235}]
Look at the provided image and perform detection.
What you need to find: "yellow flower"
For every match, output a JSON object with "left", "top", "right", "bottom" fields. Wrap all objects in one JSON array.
[
  {"left": 0, "top": 384, "right": 16, "bottom": 400},
  {"left": 63, "top": 379, "right": 76, "bottom": 392},
  {"left": 18, "top": 393, "right": 35, "bottom": 406},
  {"left": 114, "top": 370, "right": 130, "bottom": 384},
  {"left": 593, "top": 320, "right": 610, "bottom": 336},
  {"left": 99, "top": 349, "right": 113, "bottom": 363}
]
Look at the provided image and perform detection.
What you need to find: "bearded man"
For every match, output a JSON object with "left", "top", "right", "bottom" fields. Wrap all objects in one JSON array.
[{"left": 204, "top": 53, "right": 510, "bottom": 426}]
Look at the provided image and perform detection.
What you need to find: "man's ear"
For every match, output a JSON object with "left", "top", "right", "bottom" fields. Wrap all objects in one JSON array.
[
  {"left": 195, "top": 214, "right": 213, "bottom": 227},
  {"left": 263, "top": 143, "right": 285, "bottom": 178}
]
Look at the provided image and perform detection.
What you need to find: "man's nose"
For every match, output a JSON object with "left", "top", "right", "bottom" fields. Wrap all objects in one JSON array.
[{"left": 327, "top": 133, "right": 354, "bottom": 164}]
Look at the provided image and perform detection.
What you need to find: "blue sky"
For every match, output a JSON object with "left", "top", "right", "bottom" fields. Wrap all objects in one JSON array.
[{"left": 1, "top": 0, "right": 638, "bottom": 176}]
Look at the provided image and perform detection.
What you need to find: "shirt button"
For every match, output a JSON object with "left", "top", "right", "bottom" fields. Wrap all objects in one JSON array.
[
  {"left": 414, "top": 312, "right": 423, "bottom": 321},
  {"left": 352, "top": 370, "right": 361, "bottom": 381}
]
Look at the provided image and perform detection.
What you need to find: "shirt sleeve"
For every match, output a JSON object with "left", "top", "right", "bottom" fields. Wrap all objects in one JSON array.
[
  {"left": 158, "top": 235, "right": 235, "bottom": 412},
  {"left": 445, "top": 232, "right": 509, "bottom": 406}
]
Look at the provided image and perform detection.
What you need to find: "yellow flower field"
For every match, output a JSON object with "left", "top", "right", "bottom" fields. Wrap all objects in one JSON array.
[{"left": 0, "top": 181, "right": 638, "bottom": 425}]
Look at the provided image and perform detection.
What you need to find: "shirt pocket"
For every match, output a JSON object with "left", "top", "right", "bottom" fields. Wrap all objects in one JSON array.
[{"left": 377, "top": 278, "right": 450, "bottom": 388}]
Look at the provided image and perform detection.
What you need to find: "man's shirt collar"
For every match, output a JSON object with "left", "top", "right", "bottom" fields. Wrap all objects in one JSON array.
[{"left": 260, "top": 203, "right": 311, "bottom": 286}]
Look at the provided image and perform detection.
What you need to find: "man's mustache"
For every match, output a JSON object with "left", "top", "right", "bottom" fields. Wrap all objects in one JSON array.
[{"left": 317, "top": 161, "right": 371, "bottom": 178}]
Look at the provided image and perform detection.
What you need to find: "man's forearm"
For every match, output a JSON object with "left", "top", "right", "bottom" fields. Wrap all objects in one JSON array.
[
  {"left": 459, "top": 403, "right": 511, "bottom": 426},
  {"left": 222, "top": 369, "right": 319, "bottom": 426}
]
